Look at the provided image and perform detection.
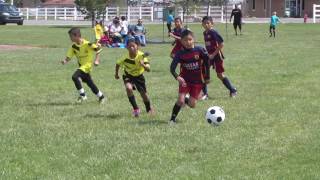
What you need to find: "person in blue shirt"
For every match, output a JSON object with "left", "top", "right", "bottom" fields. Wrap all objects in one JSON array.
[
  {"left": 167, "top": 10, "right": 174, "bottom": 36},
  {"left": 270, "top": 11, "right": 281, "bottom": 38},
  {"left": 133, "top": 19, "right": 147, "bottom": 46}
]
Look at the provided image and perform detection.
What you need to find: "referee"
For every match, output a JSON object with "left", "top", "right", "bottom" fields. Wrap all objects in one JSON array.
[{"left": 230, "top": 4, "right": 242, "bottom": 36}]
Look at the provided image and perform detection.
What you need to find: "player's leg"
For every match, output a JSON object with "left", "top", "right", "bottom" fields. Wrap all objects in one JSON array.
[
  {"left": 187, "top": 84, "right": 203, "bottom": 108},
  {"left": 83, "top": 73, "right": 105, "bottom": 103},
  {"left": 238, "top": 23, "right": 242, "bottom": 35},
  {"left": 269, "top": 26, "right": 273, "bottom": 37},
  {"left": 169, "top": 85, "right": 190, "bottom": 123},
  {"left": 273, "top": 27, "right": 276, "bottom": 38},
  {"left": 233, "top": 23, "right": 238, "bottom": 35},
  {"left": 72, "top": 69, "right": 87, "bottom": 101},
  {"left": 215, "top": 59, "right": 237, "bottom": 97},
  {"left": 135, "top": 75, "right": 153, "bottom": 114},
  {"left": 123, "top": 76, "right": 140, "bottom": 117}
]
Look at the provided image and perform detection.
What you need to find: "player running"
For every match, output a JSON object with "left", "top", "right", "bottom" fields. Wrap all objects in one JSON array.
[
  {"left": 169, "top": 17, "right": 185, "bottom": 59},
  {"left": 269, "top": 12, "right": 281, "bottom": 38},
  {"left": 230, "top": 4, "right": 243, "bottom": 36}
]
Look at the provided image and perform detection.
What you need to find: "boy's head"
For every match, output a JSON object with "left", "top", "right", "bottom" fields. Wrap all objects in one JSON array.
[
  {"left": 126, "top": 37, "right": 140, "bottom": 54},
  {"left": 202, "top": 16, "right": 213, "bottom": 30},
  {"left": 138, "top": 19, "right": 143, "bottom": 25},
  {"left": 121, "top": 16, "right": 126, "bottom": 21},
  {"left": 181, "top": 29, "right": 194, "bottom": 49},
  {"left": 68, "top": 27, "right": 81, "bottom": 43},
  {"left": 273, "top": 11, "right": 277, "bottom": 15},
  {"left": 174, "top": 17, "right": 182, "bottom": 28}
]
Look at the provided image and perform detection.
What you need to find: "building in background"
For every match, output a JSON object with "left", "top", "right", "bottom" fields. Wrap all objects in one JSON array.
[{"left": 244, "top": 0, "right": 320, "bottom": 17}]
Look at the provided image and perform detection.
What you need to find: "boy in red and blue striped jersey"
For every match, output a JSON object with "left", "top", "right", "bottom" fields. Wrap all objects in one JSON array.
[
  {"left": 202, "top": 16, "right": 237, "bottom": 99},
  {"left": 169, "top": 29, "right": 210, "bottom": 124}
]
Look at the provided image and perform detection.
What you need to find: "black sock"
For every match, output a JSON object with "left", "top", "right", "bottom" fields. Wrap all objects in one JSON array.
[
  {"left": 144, "top": 101, "right": 151, "bottom": 112},
  {"left": 202, "top": 85, "right": 208, "bottom": 95},
  {"left": 170, "top": 103, "right": 181, "bottom": 122},
  {"left": 128, "top": 96, "right": 139, "bottom": 110},
  {"left": 80, "top": 93, "right": 86, "bottom": 97},
  {"left": 222, "top": 77, "right": 236, "bottom": 92}
]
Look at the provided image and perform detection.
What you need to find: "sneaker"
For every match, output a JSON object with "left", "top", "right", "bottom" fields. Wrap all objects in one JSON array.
[
  {"left": 230, "top": 88, "right": 237, "bottom": 98},
  {"left": 98, "top": 95, "right": 105, "bottom": 104},
  {"left": 77, "top": 96, "right": 87, "bottom": 103},
  {"left": 168, "top": 119, "right": 176, "bottom": 126},
  {"left": 147, "top": 108, "right": 155, "bottom": 116},
  {"left": 132, "top": 108, "right": 141, "bottom": 117},
  {"left": 201, "top": 94, "right": 209, "bottom": 100}
]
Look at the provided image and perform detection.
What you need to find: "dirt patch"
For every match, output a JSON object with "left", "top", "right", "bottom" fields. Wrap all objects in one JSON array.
[{"left": 0, "top": 45, "right": 40, "bottom": 51}]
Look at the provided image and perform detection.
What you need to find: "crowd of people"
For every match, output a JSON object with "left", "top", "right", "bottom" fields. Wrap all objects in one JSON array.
[{"left": 94, "top": 16, "right": 147, "bottom": 48}]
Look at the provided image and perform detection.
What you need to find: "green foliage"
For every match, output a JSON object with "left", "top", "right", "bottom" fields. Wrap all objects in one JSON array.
[{"left": 74, "top": 0, "right": 109, "bottom": 26}]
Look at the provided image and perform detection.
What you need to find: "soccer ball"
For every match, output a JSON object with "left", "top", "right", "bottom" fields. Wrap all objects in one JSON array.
[{"left": 206, "top": 106, "right": 225, "bottom": 126}]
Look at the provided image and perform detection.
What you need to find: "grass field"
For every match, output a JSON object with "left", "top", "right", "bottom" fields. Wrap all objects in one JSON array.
[{"left": 0, "top": 23, "right": 320, "bottom": 179}]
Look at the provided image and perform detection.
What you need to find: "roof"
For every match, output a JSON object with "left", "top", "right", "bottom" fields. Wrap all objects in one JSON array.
[{"left": 42, "top": 0, "right": 75, "bottom": 6}]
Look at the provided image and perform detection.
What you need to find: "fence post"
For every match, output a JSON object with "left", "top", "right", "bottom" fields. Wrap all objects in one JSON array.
[
  {"left": 127, "top": 6, "right": 131, "bottom": 22},
  {"left": 117, "top": 7, "right": 119, "bottom": 17},
  {"left": 208, "top": 5, "right": 211, "bottom": 16},
  {"left": 45, "top": 8, "right": 47, "bottom": 20},
  {"left": 64, "top": 7, "right": 67, "bottom": 20},
  {"left": 105, "top": 7, "right": 108, "bottom": 21},
  {"left": 26, "top": 8, "right": 29, "bottom": 20},
  {"left": 139, "top": 6, "right": 142, "bottom": 19},
  {"left": 36, "top": 8, "right": 38, "bottom": 20},
  {"left": 151, "top": 6, "right": 153, "bottom": 22},
  {"left": 74, "top": 7, "right": 77, "bottom": 20},
  {"left": 314, "top": 4, "right": 316, "bottom": 23},
  {"left": 221, "top": 6, "right": 224, "bottom": 23}
]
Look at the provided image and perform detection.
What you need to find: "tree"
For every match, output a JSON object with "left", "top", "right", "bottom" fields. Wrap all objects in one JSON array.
[{"left": 74, "top": 0, "right": 110, "bottom": 27}]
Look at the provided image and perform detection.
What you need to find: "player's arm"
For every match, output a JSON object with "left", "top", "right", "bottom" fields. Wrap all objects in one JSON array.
[
  {"left": 169, "top": 33, "right": 181, "bottom": 40},
  {"left": 230, "top": 11, "right": 234, "bottom": 22},
  {"left": 209, "top": 42, "right": 224, "bottom": 60},
  {"left": 170, "top": 54, "right": 186, "bottom": 86},
  {"left": 115, "top": 64, "right": 120, "bottom": 79},
  {"left": 90, "top": 43, "right": 102, "bottom": 66},
  {"left": 202, "top": 48, "right": 211, "bottom": 84},
  {"left": 140, "top": 52, "right": 151, "bottom": 72},
  {"left": 62, "top": 47, "right": 74, "bottom": 65}
]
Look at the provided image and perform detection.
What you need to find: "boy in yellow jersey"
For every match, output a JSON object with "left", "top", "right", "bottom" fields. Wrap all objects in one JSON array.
[
  {"left": 94, "top": 20, "right": 104, "bottom": 42},
  {"left": 115, "top": 38, "right": 153, "bottom": 117},
  {"left": 61, "top": 27, "right": 105, "bottom": 103}
]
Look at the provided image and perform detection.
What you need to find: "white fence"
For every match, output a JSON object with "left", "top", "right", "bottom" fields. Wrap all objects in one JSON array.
[
  {"left": 18, "top": 6, "right": 232, "bottom": 22},
  {"left": 313, "top": 4, "right": 320, "bottom": 23}
]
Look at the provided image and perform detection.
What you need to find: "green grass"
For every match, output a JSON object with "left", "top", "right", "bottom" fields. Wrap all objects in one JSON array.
[{"left": 0, "top": 23, "right": 320, "bottom": 179}]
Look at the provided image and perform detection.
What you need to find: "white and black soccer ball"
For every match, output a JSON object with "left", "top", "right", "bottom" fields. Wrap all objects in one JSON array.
[{"left": 206, "top": 106, "right": 225, "bottom": 126}]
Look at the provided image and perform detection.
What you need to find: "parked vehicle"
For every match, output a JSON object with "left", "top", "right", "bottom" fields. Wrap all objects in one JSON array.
[{"left": 0, "top": 3, "right": 24, "bottom": 25}]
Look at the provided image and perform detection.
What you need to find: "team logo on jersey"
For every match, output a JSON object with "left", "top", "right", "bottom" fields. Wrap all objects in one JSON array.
[
  {"left": 207, "top": 35, "right": 211, "bottom": 39},
  {"left": 194, "top": 54, "right": 200, "bottom": 60}
]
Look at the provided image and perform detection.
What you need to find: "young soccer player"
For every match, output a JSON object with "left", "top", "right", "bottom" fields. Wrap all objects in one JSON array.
[
  {"left": 202, "top": 16, "right": 237, "bottom": 99},
  {"left": 270, "top": 12, "right": 281, "bottom": 38},
  {"left": 169, "top": 29, "right": 210, "bottom": 124},
  {"left": 61, "top": 27, "right": 105, "bottom": 103},
  {"left": 169, "top": 17, "right": 185, "bottom": 59},
  {"left": 115, "top": 38, "right": 153, "bottom": 117}
]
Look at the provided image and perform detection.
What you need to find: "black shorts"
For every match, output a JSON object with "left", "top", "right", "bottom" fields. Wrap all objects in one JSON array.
[
  {"left": 270, "top": 25, "right": 276, "bottom": 30},
  {"left": 123, "top": 73, "right": 147, "bottom": 93},
  {"left": 233, "top": 21, "right": 241, "bottom": 29}
]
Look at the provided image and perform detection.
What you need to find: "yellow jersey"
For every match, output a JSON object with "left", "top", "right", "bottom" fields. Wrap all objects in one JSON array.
[
  {"left": 66, "top": 39, "right": 102, "bottom": 73},
  {"left": 94, "top": 24, "right": 104, "bottom": 40},
  {"left": 117, "top": 51, "right": 149, "bottom": 77}
]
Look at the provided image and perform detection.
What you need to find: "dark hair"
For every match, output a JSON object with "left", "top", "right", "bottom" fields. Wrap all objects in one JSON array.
[
  {"left": 68, "top": 27, "right": 81, "bottom": 37},
  {"left": 126, "top": 36, "right": 141, "bottom": 46},
  {"left": 174, "top": 17, "right": 182, "bottom": 22},
  {"left": 202, "top": 16, "right": 213, "bottom": 23},
  {"left": 181, "top": 29, "right": 194, "bottom": 39},
  {"left": 121, "top": 16, "right": 126, "bottom": 21}
]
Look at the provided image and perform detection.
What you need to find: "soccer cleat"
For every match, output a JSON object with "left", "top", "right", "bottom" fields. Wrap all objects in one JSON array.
[
  {"left": 201, "top": 94, "right": 209, "bottom": 101},
  {"left": 147, "top": 108, "right": 155, "bottom": 116},
  {"left": 168, "top": 119, "right": 177, "bottom": 126},
  {"left": 98, "top": 95, "right": 105, "bottom": 104},
  {"left": 230, "top": 88, "right": 237, "bottom": 98},
  {"left": 132, "top": 108, "right": 141, "bottom": 117},
  {"left": 77, "top": 96, "right": 87, "bottom": 103}
]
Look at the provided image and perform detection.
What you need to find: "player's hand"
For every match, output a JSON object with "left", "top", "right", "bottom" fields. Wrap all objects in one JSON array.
[
  {"left": 115, "top": 74, "right": 120, "bottom": 80},
  {"left": 176, "top": 76, "right": 186, "bottom": 87},
  {"left": 205, "top": 79, "right": 210, "bottom": 84},
  {"left": 61, "top": 59, "right": 67, "bottom": 65}
]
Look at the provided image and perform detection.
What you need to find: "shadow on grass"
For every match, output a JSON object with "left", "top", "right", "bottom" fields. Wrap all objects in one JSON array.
[
  {"left": 84, "top": 113, "right": 121, "bottom": 119},
  {"left": 27, "top": 101, "right": 75, "bottom": 107}
]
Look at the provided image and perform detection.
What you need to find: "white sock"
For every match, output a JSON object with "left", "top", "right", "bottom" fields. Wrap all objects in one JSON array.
[
  {"left": 96, "top": 91, "right": 103, "bottom": 98},
  {"left": 79, "top": 88, "right": 85, "bottom": 95}
]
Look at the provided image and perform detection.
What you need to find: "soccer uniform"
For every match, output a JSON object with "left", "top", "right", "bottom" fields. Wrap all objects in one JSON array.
[
  {"left": 170, "top": 27, "right": 185, "bottom": 58},
  {"left": 231, "top": 8, "right": 242, "bottom": 29},
  {"left": 270, "top": 15, "right": 280, "bottom": 29},
  {"left": 204, "top": 29, "right": 225, "bottom": 73},
  {"left": 170, "top": 46, "right": 210, "bottom": 99},
  {"left": 117, "top": 50, "right": 149, "bottom": 93},
  {"left": 94, "top": 24, "right": 104, "bottom": 41}
]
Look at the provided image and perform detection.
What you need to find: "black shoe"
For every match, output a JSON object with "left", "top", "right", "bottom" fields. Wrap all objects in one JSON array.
[{"left": 98, "top": 95, "right": 105, "bottom": 104}]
